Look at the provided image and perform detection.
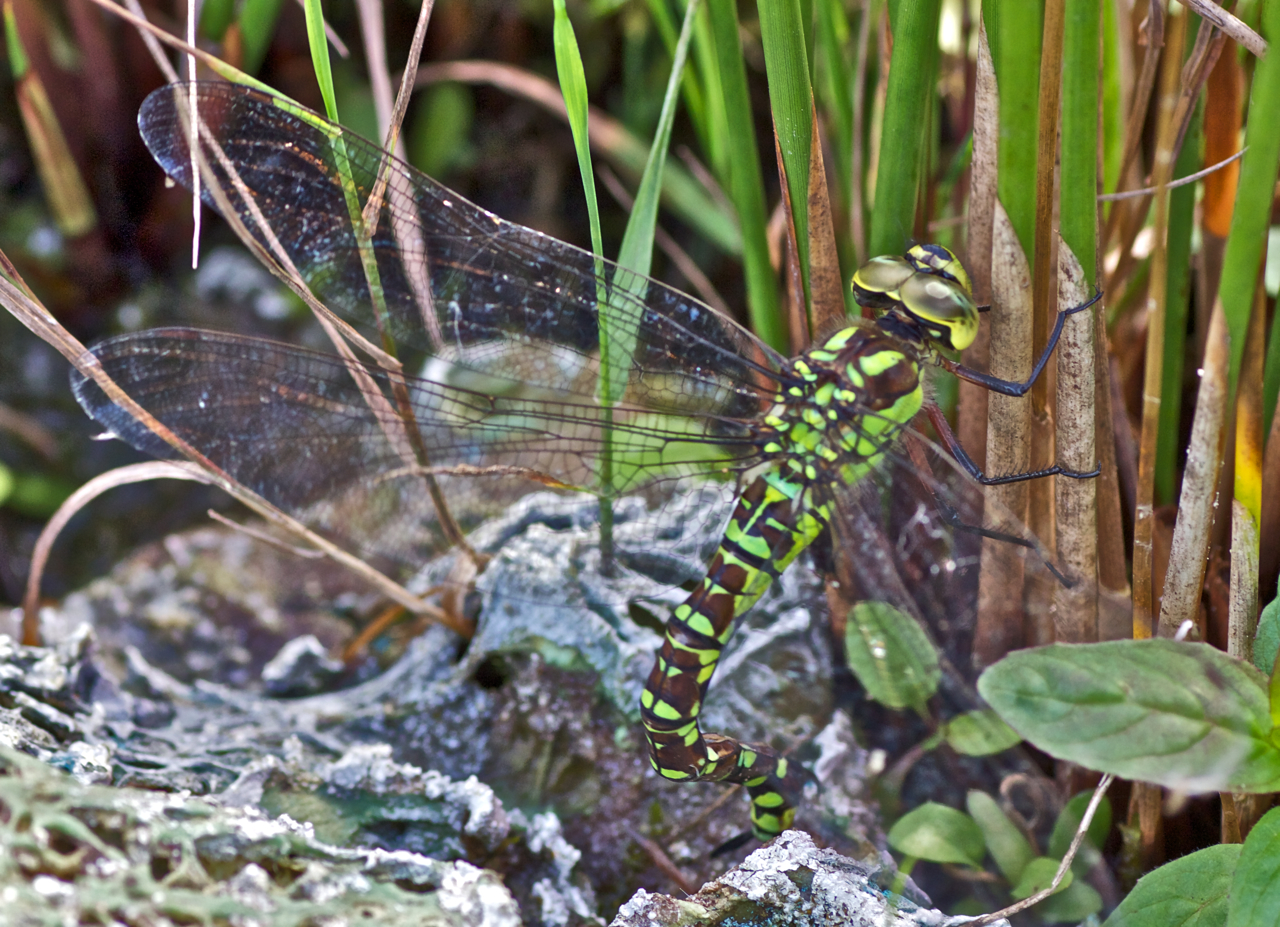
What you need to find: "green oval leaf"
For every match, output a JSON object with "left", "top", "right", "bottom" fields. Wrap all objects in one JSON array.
[
  {"left": 887, "top": 802, "right": 985, "bottom": 868},
  {"left": 1254, "top": 595, "right": 1280, "bottom": 675},
  {"left": 1228, "top": 806, "right": 1280, "bottom": 927},
  {"left": 1102, "top": 844, "right": 1240, "bottom": 927},
  {"left": 844, "top": 601, "right": 940, "bottom": 713},
  {"left": 978, "top": 640, "right": 1280, "bottom": 792},
  {"left": 965, "top": 790, "right": 1033, "bottom": 883},
  {"left": 1048, "top": 790, "right": 1112, "bottom": 869},
  {"left": 943, "top": 709, "right": 1023, "bottom": 756},
  {"left": 1010, "top": 856, "right": 1072, "bottom": 900}
]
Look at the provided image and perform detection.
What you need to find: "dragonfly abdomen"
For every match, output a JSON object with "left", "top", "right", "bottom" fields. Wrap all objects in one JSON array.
[
  {"left": 640, "top": 474, "right": 826, "bottom": 838},
  {"left": 640, "top": 324, "right": 927, "bottom": 840}
]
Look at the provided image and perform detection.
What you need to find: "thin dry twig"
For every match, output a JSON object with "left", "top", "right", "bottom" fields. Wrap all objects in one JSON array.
[
  {"left": 1177, "top": 0, "right": 1266, "bottom": 57},
  {"left": 1097, "top": 146, "right": 1247, "bottom": 200},
  {"left": 967, "top": 775, "right": 1116, "bottom": 927},
  {"left": 205, "top": 509, "right": 326, "bottom": 559}
]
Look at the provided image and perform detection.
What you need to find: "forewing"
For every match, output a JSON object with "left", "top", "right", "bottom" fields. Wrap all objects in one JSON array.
[{"left": 135, "top": 82, "right": 781, "bottom": 420}]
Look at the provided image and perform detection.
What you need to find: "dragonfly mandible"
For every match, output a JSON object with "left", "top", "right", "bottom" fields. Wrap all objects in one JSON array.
[{"left": 72, "top": 82, "right": 1097, "bottom": 842}]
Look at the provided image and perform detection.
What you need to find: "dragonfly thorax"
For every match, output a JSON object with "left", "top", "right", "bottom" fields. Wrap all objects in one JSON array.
[{"left": 758, "top": 325, "right": 925, "bottom": 491}]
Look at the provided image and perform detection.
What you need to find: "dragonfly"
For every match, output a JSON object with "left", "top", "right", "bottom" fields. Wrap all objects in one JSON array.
[{"left": 72, "top": 82, "right": 1097, "bottom": 843}]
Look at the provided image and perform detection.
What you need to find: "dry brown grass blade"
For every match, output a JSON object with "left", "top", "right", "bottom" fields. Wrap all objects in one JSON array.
[
  {"left": 804, "top": 99, "right": 845, "bottom": 336},
  {"left": 1105, "top": 14, "right": 1224, "bottom": 300},
  {"left": 974, "top": 201, "right": 1032, "bottom": 668},
  {"left": 1227, "top": 276, "right": 1266, "bottom": 656},
  {"left": 1101, "top": 0, "right": 1163, "bottom": 263},
  {"left": 958, "top": 19, "right": 997, "bottom": 474},
  {"left": 1262, "top": 403, "right": 1280, "bottom": 605},
  {"left": 1156, "top": 299, "right": 1228, "bottom": 637},
  {"left": 1133, "top": 10, "right": 1187, "bottom": 638},
  {"left": 1053, "top": 240, "right": 1098, "bottom": 642},
  {"left": 773, "top": 130, "right": 811, "bottom": 349},
  {"left": 22, "top": 461, "right": 212, "bottom": 645}
]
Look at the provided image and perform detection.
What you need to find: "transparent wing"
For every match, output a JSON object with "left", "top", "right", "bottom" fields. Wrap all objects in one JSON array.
[
  {"left": 136, "top": 82, "right": 784, "bottom": 418},
  {"left": 823, "top": 430, "right": 1075, "bottom": 816},
  {"left": 72, "top": 328, "right": 770, "bottom": 576}
]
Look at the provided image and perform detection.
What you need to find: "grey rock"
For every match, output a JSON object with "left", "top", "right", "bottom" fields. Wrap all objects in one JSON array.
[
  {"left": 262, "top": 634, "right": 345, "bottom": 697},
  {"left": 610, "top": 831, "right": 1008, "bottom": 927}
]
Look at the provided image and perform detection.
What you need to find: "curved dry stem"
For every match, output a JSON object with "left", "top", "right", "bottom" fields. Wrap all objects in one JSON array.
[{"left": 22, "top": 461, "right": 213, "bottom": 645}]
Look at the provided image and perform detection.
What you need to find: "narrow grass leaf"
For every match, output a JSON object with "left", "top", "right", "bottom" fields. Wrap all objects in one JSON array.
[
  {"left": 758, "top": 0, "right": 815, "bottom": 314},
  {"left": 1218, "top": 0, "right": 1280, "bottom": 392},
  {"left": 706, "top": 0, "right": 783, "bottom": 349},
  {"left": 966, "top": 790, "right": 1033, "bottom": 883},
  {"left": 868, "top": 0, "right": 941, "bottom": 258},
  {"left": 553, "top": 0, "right": 604, "bottom": 260},
  {"left": 301, "top": 0, "right": 338, "bottom": 120},
  {"left": 237, "top": 0, "right": 287, "bottom": 77}
]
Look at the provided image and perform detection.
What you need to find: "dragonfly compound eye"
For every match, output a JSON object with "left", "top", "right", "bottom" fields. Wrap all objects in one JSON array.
[
  {"left": 898, "top": 272, "right": 979, "bottom": 352},
  {"left": 850, "top": 255, "right": 915, "bottom": 312},
  {"left": 905, "top": 243, "right": 974, "bottom": 296}
]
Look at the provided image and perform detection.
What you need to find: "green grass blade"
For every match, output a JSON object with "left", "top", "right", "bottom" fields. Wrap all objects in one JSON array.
[
  {"left": 1099, "top": 0, "right": 1123, "bottom": 203},
  {"left": 614, "top": 0, "right": 700, "bottom": 289},
  {"left": 1219, "top": 0, "right": 1280, "bottom": 394},
  {"left": 868, "top": 0, "right": 942, "bottom": 258},
  {"left": 553, "top": 0, "right": 604, "bottom": 260},
  {"left": 758, "top": 0, "right": 815, "bottom": 315},
  {"left": 815, "top": 0, "right": 853, "bottom": 222},
  {"left": 1060, "top": 0, "right": 1098, "bottom": 284},
  {"left": 991, "top": 0, "right": 1041, "bottom": 256},
  {"left": 301, "top": 0, "right": 338, "bottom": 121},
  {"left": 707, "top": 0, "right": 783, "bottom": 350},
  {"left": 238, "top": 0, "right": 287, "bottom": 78},
  {"left": 1156, "top": 108, "right": 1202, "bottom": 505},
  {"left": 691, "top": 0, "right": 729, "bottom": 184}
]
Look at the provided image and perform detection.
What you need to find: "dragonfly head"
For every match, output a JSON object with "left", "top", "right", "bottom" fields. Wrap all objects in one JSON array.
[{"left": 852, "top": 244, "right": 979, "bottom": 353}]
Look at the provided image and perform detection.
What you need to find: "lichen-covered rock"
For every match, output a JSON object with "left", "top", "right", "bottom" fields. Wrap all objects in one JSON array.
[
  {"left": 0, "top": 744, "right": 522, "bottom": 927},
  {"left": 1, "top": 481, "right": 846, "bottom": 922},
  {"left": 609, "top": 831, "right": 1007, "bottom": 927}
]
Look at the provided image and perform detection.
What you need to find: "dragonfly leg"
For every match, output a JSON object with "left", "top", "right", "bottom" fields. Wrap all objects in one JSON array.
[
  {"left": 939, "top": 289, "right": 1102, "bottom": 398},
  {"left": 924, "top": 403, "right": 1101, "bottom": 485},
  {"left": 904, "top": 422, "right": 1077, "bottom": 586}
]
